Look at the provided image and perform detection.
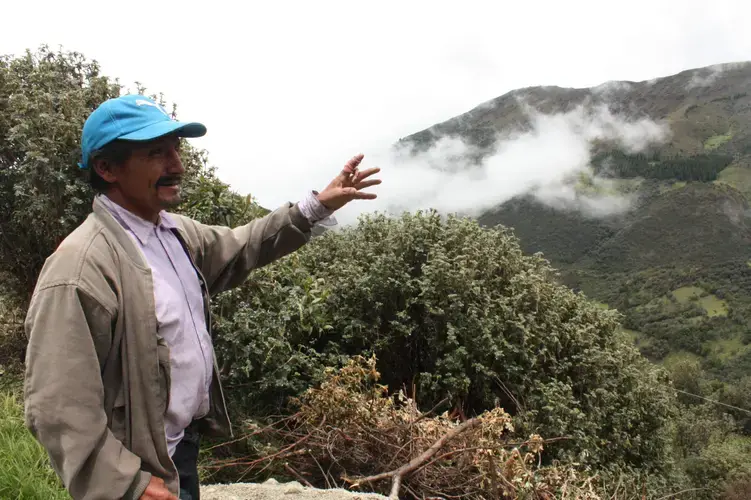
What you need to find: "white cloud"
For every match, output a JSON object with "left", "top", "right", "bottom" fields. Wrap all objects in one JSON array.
[{"left": 332, "top": 104, "right": 669, "bottom": 226}]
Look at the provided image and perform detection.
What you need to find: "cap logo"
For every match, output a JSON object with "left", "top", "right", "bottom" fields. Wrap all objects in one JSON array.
[{"left": 135, "top": 99, "right": 171, "bottom": 118}]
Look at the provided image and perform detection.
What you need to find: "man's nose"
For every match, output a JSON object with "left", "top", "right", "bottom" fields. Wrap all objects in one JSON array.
[{"left": 166, "top": 147, "right": 185, "bottom": 174}]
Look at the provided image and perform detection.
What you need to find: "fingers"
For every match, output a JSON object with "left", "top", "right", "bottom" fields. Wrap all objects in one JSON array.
[
  {"left": 340, "top": 187, "right": 378, "bottom": 200},
  {"left": 341, "top": 154, "right": 365, "bottom": 177},
  {"left": 355, "top": 191, "right": 378, "bottom": 200},
  {"left": 353, "top": 166, "right": 381, "bottom": 184},
  {"left": 141, "top": 476, "right": 178, "bottom": 500},
  {"left": 355, "top": 179, "right": 382, "bottom": 190}
]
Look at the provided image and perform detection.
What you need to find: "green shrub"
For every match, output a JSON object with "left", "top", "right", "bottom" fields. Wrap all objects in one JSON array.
[
  {"left": 0, "top": 46, "right": 252, "bottom": 305},
  {"left": 683, "top": 435, "right": 751, "bottom": 498},
  {"left": 211, "top": 210, "right": 677, "bottom": 473}
]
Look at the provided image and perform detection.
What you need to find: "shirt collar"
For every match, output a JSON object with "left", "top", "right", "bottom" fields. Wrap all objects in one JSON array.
[{"left": 97, "top": 194, "right": 177, "bottom": 246}]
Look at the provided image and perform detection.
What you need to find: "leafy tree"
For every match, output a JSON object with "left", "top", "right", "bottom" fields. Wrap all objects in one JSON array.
[
  {"left": 719, "top": 376, "right": 751, "bottom": 434},
  {"left": 591, "top": 150, "right": 734, "bottom": 181},
  {"left": 0, "top": 46, "right": 120, "bottom": 299},
  {"left": 0, "top": 45, "right": 258, "bottom": 304},
  {"left": 683, "top": 435, "right": 751, "bottom": 499}
]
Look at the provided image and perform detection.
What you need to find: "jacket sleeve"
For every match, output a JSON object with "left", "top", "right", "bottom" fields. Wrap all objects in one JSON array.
[
  {"left": 189, "top": 201, "right": 313, "bottom": 296},
  {"left": 23, "top": 283, "right": 151, "bottom": 500}
]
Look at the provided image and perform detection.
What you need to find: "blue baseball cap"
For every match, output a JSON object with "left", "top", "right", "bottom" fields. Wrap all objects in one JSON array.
[{"left": 78, "top": 94, "right": 207, "bottom": 169}]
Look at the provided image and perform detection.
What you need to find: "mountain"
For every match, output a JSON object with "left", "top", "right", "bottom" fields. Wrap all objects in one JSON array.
[
  {"left": 400, "top": 62, "right": 751, "bottom": 383},
  {"left": 403, "top": 62, "right": 751, "bottom": 157}
]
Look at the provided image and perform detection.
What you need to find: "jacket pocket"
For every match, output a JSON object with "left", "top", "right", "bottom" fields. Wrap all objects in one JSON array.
[{"left": 156, "top": 335, "right": 172, "bottom": 416}]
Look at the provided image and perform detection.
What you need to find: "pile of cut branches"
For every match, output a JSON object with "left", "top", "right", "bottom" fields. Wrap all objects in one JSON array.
[{"left": 206, "top": 356, "right": 601, "bottom": 498}]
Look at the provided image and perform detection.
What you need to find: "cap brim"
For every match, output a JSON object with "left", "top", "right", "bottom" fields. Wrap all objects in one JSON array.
[{"left": 118, "top": 120, "right": 207, "bottom": 142}]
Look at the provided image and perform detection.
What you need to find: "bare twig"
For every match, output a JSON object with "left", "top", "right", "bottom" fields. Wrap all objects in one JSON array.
[
  {"left": 284, "top": 463, "right": 314, "bottom": 488},
  {"left": 201, "top": 424, "right": 281, "bottom": 452},
  {"left": 406, "top": 398, "right": 448, "bottom": 426},
  {"left": 347, "top": 417, "right": 481, "bottom": 499},
  {"left": 309, "top": 451, "right": 332, "bottom": 489},
  {"left": 493, "top": 375, "right": 523, "bottom": 413},
  {"left": 202, "top": 448, "right": 307, "bottom": 469},
  {"left": 203, "top": 417, "right": 323, "bottom": 470}
]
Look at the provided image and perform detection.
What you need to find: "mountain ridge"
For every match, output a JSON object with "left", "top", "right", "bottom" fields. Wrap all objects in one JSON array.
[
  {"left": 401, "top": 60, "right": 751, "bottom": 158},
  {"left": 397, "top": 61, "right": 751, "bottom": 380}
]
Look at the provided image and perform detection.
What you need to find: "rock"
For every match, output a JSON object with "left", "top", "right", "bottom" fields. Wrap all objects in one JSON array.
[
  {"left": 283, "top": 481, "right": 305, "bottom": 494},
  {"left": 200, "top": 481, "right": 389, "bottom": 500}
]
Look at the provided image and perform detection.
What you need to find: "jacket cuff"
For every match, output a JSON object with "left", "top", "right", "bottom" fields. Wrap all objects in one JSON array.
[
  {"left": 298, "top": 190, "right": 338, "bottom": 227},
  {"left": 123, "top": 470, "right": 152, "bottom": 500}
]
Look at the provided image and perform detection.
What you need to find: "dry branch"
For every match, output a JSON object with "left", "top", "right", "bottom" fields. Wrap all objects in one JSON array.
[
  {"left": 201, "top": 356, "right": 603, "bottom": 499},
  {"left": 284, "top": 464, "right": 314, "bottom": 488},
  {"left": 346, "top": 418, "right": 480, "bottom": 499}
]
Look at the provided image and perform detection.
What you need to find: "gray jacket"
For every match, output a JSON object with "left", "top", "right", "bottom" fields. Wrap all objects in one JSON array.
[{"left": 24, "top": 196, "right": 312, "bottom": 499}]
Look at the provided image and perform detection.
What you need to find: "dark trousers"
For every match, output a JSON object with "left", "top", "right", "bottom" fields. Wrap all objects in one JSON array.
[{"left": 173, "top": 424, "right": 201, "bottom": 500}]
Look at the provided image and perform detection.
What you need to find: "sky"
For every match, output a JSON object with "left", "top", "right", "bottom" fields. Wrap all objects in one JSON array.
[{"left": 2, "top": 0, "right": 751, "bottom": 224}]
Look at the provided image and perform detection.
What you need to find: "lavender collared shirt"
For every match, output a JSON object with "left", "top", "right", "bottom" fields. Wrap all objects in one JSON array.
[{"left": 99, "top": 192, "right": 333, "bottom": 456}]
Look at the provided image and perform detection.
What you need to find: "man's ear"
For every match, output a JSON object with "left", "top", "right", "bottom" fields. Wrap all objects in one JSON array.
[{"left": 92, "top": 159, "right": 118, "bottom": 183}]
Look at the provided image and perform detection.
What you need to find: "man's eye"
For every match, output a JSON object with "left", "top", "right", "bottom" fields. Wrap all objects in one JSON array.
[{"left": 149, "top": 148, "right": 163, "bottom": 157}]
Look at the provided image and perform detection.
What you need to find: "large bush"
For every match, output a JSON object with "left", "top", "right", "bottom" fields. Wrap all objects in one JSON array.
[
  {"left": 0, "top": 46, "right": 253, "bottom": 305},
  {"left": 211, "top": 210, "right": 677, "bottom": 473},
  {"left": 0, "top": 46, "right": 121, "bottom": 300}
]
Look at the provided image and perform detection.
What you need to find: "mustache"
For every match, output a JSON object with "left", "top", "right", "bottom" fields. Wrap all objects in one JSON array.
[{"left": 156, "top": 175, "right": 182, "bottom": 186}]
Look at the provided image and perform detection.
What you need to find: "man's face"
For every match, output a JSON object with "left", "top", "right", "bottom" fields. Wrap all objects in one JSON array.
[{"left": 95, "top": 135, "right": 185, "bottom": 222}]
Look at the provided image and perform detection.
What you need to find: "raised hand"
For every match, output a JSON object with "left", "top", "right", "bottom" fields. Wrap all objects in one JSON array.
[{"left": 316, "top": 154, "right": 382, "bottom": 211}]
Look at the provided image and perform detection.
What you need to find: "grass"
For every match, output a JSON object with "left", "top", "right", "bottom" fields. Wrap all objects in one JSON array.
[
  {"left": 697, "top": 294, "right": 729, "bottom": 317},
  {"left": 715, "top": 162, "right": 751, "bottom": 199},
  {"left": 671, "top": 286, "right": 728, "bottom": 317},
  {"left": 704, "top": 336, "right": 751, "bottom": 362},
  {"left": 574, "top": 175, "right": 643, "bottom": 197},
  {"left": 671, "top": 286, "right": 704, "bottom": 302},
  {"left": 638, "top": 295, "right": 679, "bottom": 315},
  {"left": 0, "top": 387, "right": 70, "bottom": 499},
  {"left": 662, "top": 350, "right": 702, "bottom": 368},
  {"left": 704, "top": 130, "right": 734, "bottom": 151},
  {"left": 658, "top": 180, "right": 688, "bottom": 194}
]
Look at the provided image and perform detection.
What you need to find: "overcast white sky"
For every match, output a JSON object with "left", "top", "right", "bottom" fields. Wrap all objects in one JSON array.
[{"left": 2, "top": 0, "right": 751, "bottom": 220}]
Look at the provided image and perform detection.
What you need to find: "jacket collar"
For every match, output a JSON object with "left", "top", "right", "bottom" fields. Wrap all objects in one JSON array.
[
  {"left": 91, "top": 196, "right": 152, "bottom": 270},
  {"left": 91, "top": 196, "right": 194, "bottom": 273},
  {"left": 96, "top": 195, "right": 178, "bottom": 246}
]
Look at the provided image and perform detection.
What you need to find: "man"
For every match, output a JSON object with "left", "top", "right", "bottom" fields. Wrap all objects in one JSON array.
[{"left": 23, "top": 94, "right": 381, "bottom": 500}]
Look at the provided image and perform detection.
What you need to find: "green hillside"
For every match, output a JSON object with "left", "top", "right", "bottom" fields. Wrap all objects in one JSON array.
[
  {"left": 397, "top": 64, "right": 751, "bottom": 495},
  {"left": 403, "top": 62, "right": 751, "bottom": 384}
]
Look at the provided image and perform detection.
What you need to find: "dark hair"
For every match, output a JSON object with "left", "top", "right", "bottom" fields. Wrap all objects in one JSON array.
[{"left": 86, "top": 140, "right": 135, "bottom": 194}]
